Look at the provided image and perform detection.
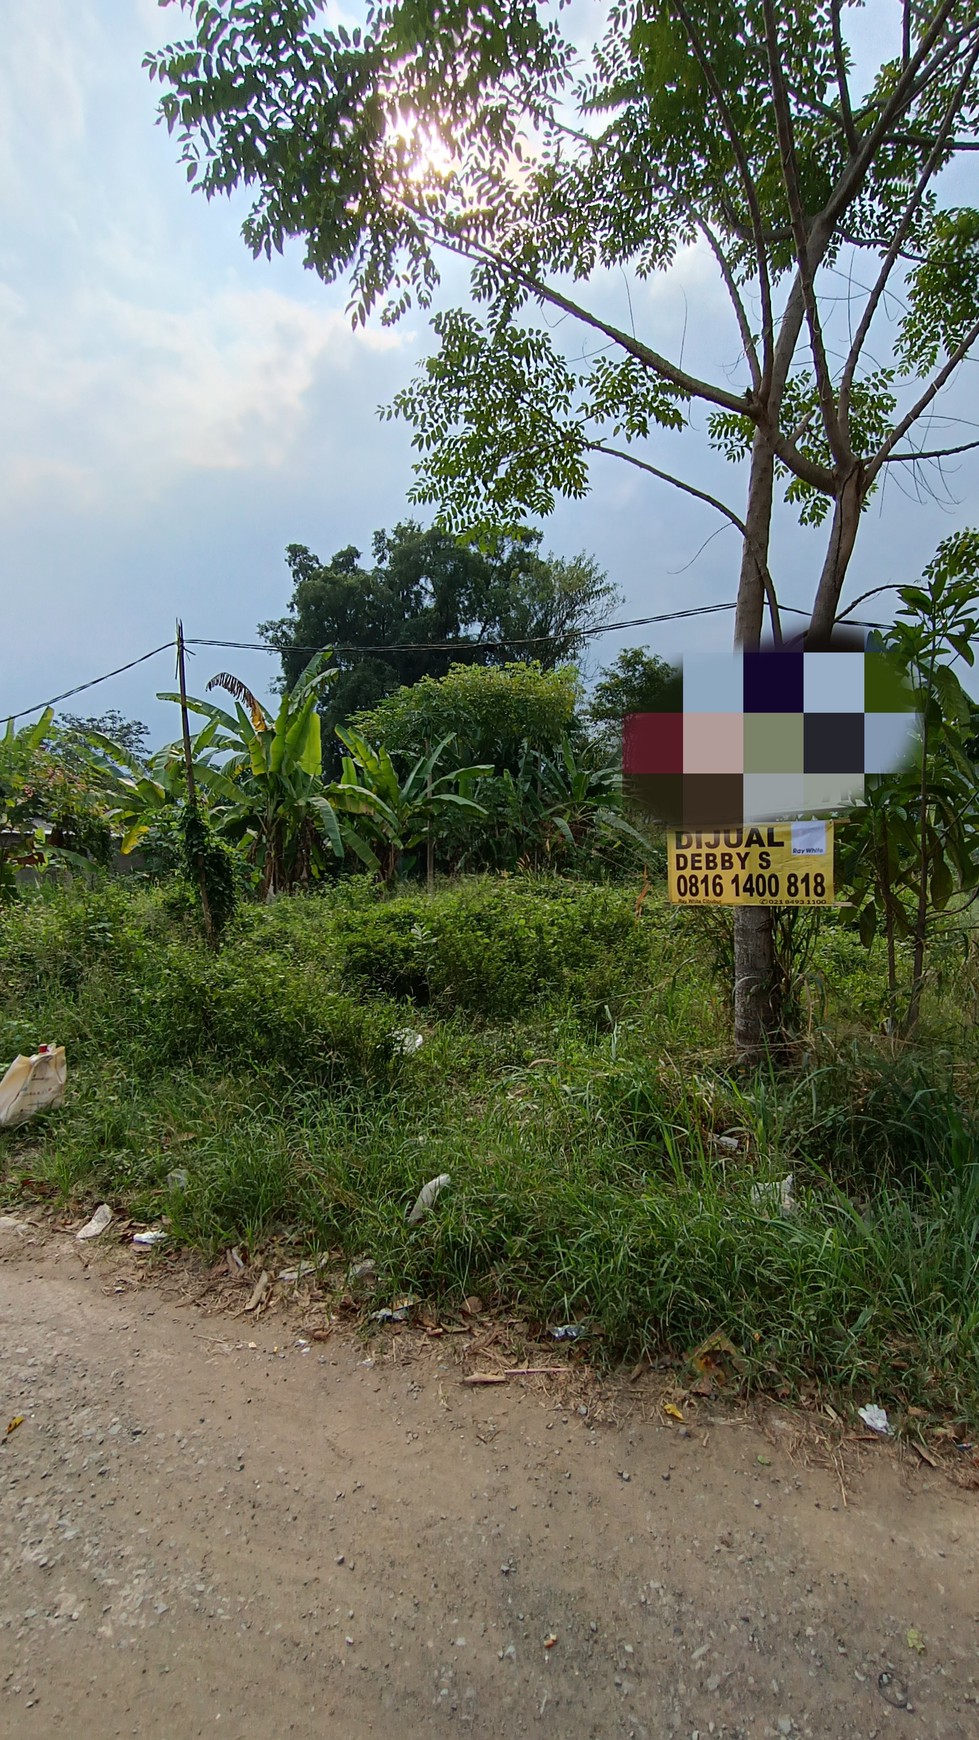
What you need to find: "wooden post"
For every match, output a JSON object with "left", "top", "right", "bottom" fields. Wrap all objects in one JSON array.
[
  {"left": 176, "top": 620, "right": 198, "bottom": 808},
  {"left": 176, "top": 620, "right": 215, "bottom": 947}
]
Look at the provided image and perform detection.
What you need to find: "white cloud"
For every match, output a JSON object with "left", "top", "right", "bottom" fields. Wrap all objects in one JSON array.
[
  {"left": 0, "top": 1, "right": 92, "bottom": 214},
  {"left": 0, "top": 279, "right": 405, "bottom": 516},
  {"left": 0, "top": 4, "right": 415, "bottom": 523}
]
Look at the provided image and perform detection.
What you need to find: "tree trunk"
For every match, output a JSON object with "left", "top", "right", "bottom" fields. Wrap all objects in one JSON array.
[
  {"left": 734, "top": 428, "right": 776, "bottom": 647},
  {"left": 732, "top": 430, "right": 778, "bottom": 1057},
  {"left": 734, "top": 905, "right": 782, "bottom": 1054},
  {"left": 729, "top": 274, "right": 850, "bottom": 1056},
  {"left": 807, "top": 466, "right": 864, "bottom": 646}
]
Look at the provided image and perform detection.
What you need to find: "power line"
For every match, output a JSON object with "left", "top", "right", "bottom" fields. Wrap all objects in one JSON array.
[
  {"left": 6, "top": 600, "right": 893, "bottom": 725},
  {"left": 188, "top": 601, "right": 889, "bottom": 658},
  {"left": 6, "top": 642, "right": 177, "bottom": 725},
  {"left": 186, "top": 600, "right": 741, "bottom": 656}
]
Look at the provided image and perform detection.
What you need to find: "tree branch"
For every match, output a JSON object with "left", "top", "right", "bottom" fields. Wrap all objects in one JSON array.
[
  {"left": 905, "top": 20, "right": 979, "bottom": 105},
  {"left": 753, "top": 274, "right": 835, "bottom": 492},
  {"left": 671, "top": 0, "right": 774, "bottom": 381},
  {"left": 767, "top": 425, "right": 837, "bottom": 493},
  {"left": 885, "top": 132, "right": 979, "bottom": 150},
  {"left": 761, "top": 0, "right": 850, "bottom": 468},
  {"left": 818, "top": 0, "right": 966, "bottom": 236},
  {"left": 835, "top": 584, "right": 903, "bottom": 620},
  {"left": 831, "top": 0, "right": 859, "bottom": 153},
  {"left": 587, "top": 442, "right": 782, "bottom": 641},
  {"left": 740, "top": 0, "right": 971, "bottom": 507},
  {"left": 866, "top": 320, "right": 979, "bottom": 483},
  {"left": 400, "top": 198, "right": 757, "bottom": 418},
  {"left": 515, "top": 270, "right": 755, "bottom": 418},
  {"left": 519, "top": 125, "right": 763, "bottom": 391},
  {"left": 882, "top": 438, "right": 979, "bottom": 463},
  {"left": 678, "top": 203, "right": 762, "bottom": 391},
  {"left": 839, "top": 40, "right": 979, "bottom": 431}
]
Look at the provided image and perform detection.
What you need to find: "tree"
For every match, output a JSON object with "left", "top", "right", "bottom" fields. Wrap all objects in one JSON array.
[
  {"left": 0, "top": 712, "right": 118, "bottom": 891},
  {"left": 85, "top": 730, "right": 196, "bottom": 860},
  {"left": 1, "top": 712, "right": 57, "bottom": 901},
  {"left": 838, "top": 532, "right": 979, "bottom": 1036},
  {"left": 531, "top": 735, "right": 654, "bottom": 875},
  {"left": 586, "top": 648, "right": 681, "bottom": 760},
  {"left": 350, "top": 661, "right": 650, "bottom": 875},
  {"left": 351, "top": 659, "right": 582, "bottom": 773},
  {"left": 148, "top": 0, "right": 979, "bottom": 1052},
  {"left": 259, "top": 521, "right": 618, "bottom": 769},
  {"left": 35, "top": 713, "right": 154, "bottom": 863},
  {"left": 61, "top": 711, "right": 150, "bottom": 762}
]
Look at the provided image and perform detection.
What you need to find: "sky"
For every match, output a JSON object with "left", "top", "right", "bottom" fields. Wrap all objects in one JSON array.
[{"left": 2, "top": 0, "right": 977, "bottom": 746}]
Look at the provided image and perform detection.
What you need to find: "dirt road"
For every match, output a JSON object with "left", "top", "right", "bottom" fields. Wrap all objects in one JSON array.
[{"left": 1, "top": 1232, "right": 977, "bottom": 1739}]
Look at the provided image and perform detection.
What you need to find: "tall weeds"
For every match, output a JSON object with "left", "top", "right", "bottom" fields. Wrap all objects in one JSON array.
[{"left": 2, "top": 877, "right": 977, "bottom": 1420}]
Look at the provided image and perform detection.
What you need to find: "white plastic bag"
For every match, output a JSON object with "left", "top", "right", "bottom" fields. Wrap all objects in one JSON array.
[
  {"left": 0, "top": 1046, "right": 67, "bottom": 1128},
  {"left": 407, "top": 1173, "right": 451, "bottom": 1223},
  {"left": 77, "top": 1204, "right": 112, "bottom": 1241}
]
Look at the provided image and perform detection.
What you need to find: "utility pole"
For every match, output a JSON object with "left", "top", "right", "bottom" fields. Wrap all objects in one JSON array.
[
  {"left": 176, "top": 620, "right": 198, "bottom": 808},
  {"left": 176, "top": 619, "right": 216, "bottom": 947}
]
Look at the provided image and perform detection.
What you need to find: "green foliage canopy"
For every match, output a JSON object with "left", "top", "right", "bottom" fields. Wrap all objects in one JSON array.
[
  {"left": 350, "top": 659, "right": 581, "bottom": 773},
  {"left": 147, "top": 0, "right": 979, "bottom": 646},
  {"left": 0, "top": 712, "right": 121, "bottom": 896},
  {"left": 259, "top": 521, "right": 617, "bottom": 770},
  {"left": 585, "top": 647, "right": 681, "bottom": 757}
]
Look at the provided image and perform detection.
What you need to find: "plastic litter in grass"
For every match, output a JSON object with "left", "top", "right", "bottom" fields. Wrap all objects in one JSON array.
[
  {"left": 370, "top": 1297, "right": 417, "bottom": 1324},
  {"left": 278, "top": 1255, "right": 330, "bottom": 1284},
  {"left": 77, "top": 1204, "right": 112, "bottom": 1241},
  {"left": 407, "top": 1173, "right": 451, "bottom": 1223},
  {"left": 749, "top": 1174, "right": 796, "bottom": 1216},
  {"left": 348, "top": 1259, "right": 377, "bottom": 1282},
  {"left": 858, "top": 1404, "right": 892, "bottom": 1436}
]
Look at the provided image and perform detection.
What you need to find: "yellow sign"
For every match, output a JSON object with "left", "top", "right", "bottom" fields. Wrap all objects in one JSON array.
[{"left": 668, "top": 821, "right": 834, "bottom": 906}]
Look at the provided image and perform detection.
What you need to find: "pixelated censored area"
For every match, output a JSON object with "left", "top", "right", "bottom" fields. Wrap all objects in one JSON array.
[{"left": 623, "top": 646, "right": 919, "bottom": 829}]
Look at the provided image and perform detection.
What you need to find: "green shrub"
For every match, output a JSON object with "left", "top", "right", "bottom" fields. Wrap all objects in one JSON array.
[
  {"left": 351, "top": 660, "right": 581, "bottom": 772},
  {"left": 336, "top": 902, "right": 436, "bottom": 1001},
  {"left": 0, "top": 882, "right": 400, "bottom": 1090},
  {"left": 338, "top": 879, "right": 646, "bottom": 1019}
]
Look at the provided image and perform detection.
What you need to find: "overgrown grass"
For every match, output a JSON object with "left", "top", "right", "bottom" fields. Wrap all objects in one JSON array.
[{"left": 2, "top": 875, "right": 978, "bottom": 1423}]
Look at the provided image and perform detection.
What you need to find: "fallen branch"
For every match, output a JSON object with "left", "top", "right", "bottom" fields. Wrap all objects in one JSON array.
[
  {"left": 244, "top": 1270, "right": 270, "bottom": 1313},
  {"left": 462, "top": 1365, "right": 571, "bottom": 1386}
]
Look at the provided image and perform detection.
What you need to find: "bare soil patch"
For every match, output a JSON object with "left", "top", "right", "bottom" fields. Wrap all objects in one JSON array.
[{"left": 1, "top": 1223, "right": 978, "bottom": 1738}]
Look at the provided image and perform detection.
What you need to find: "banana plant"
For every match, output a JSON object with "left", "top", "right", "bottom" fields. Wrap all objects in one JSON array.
[
  {"left": 158, "top": 651, "right": 347, "bottom": 897},
  {"left": 330, "top": 727, "right": 491, "bottom": 886},
  {"left": 445, "top": 737, "right": 651, "bottom": 873},
  {"left": 535, "top": 737, "right": 653, "bottom": 864},
  {"left": 0, "top": 710, "right": 56, "bottom": 901},
  {"left": 82, "top": 726, "right": 213, "bottom": 855}
]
